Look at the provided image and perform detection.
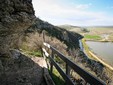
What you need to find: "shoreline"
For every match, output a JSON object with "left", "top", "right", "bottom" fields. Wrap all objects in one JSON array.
[
  {"left": 82, "top": 39, "right": 113, "bottom": 84},
  {"left": 85, "top": 39, "right": 113, "bottom": 42},
  {"left": 82, "top": 39, "right": 113, "bottom": 71},
  {"left": 89, "top": 50, "right": 113, "bottom": 71}
]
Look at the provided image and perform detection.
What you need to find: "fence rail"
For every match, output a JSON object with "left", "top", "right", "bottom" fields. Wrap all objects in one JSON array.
[{"left": 42, "top": 42, "right": 106, "bottom": 85}]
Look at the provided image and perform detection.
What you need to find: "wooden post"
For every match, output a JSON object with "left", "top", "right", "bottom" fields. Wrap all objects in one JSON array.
[
  {"left": 66, "top": 63, "right": 71, "bottom": 85},
  {"left": 43, "top": 31, "right": 45, "bottom": 42},
  {"left": 42, "top": 48, "right": 45, "bottom": 59},
  {"left": 50, "top": 50, "right": 54, "bottom": 74},
  {"left": 66, "top": 63, "right": 70, "bottom": 78}
]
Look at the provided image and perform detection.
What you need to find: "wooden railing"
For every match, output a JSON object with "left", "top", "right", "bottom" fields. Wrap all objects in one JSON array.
[{"left": 42, "top": 42, "right": 106, "bottom": 85}]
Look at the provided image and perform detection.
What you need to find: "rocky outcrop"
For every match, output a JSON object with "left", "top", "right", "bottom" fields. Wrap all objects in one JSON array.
[
  {"left": 0, "top": 49, "right": 46, "bottom": 85},
  {"left": 0, "top": 0, "right": 35, "bottom": 56},
  {"left": 26, "top": 18, "right": 83, "bottom": 49}
]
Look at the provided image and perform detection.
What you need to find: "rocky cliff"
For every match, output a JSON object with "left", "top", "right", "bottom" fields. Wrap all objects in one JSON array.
[
  {"left": 0, "top": 0, "right": 47, "bottom": 85},
  {"left": 26, "top": 18, "right": 83, "bottom": 49},
  {"left": 0, "top": 0, "right": 35, "bottom": 57}
]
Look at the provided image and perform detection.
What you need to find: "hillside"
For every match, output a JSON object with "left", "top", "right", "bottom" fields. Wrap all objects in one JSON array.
[
  {"left": 25, "top": 18, "right": 83, "bottom": 49},
  {"left": 0, "top": 0, "right": 112, "bottom": 85},
  {"left": 0, "top": 0, "right": 83, "bottom": 85},
  {"left": 23, "top": 18, "right": 113, "bottom": 85},
  {"left": 59, "top": 24, "right": 81, "bottom": 30}
]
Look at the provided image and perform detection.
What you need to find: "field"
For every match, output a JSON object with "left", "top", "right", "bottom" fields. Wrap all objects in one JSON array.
[
  {"left": 59, "top": 25, "right": 113, "bottom": 41},
  {"left": 84, "top": 34, "right": 102, "bottom": 40},
  {"left": 86, "top": 27, "right": 113, "bottom": 35},
  {"left": 84, "top": 27, "right": 113, "bottom": 41}
]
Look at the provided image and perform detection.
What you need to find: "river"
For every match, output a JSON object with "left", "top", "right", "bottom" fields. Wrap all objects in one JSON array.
[{"left": 86, "top": 41, "right": 113, "bottom": 67}]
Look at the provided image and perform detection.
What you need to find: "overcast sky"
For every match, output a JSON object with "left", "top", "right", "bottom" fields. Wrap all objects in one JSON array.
[{"left": 32, "top": 0, "right": 113, "bottom": 26}]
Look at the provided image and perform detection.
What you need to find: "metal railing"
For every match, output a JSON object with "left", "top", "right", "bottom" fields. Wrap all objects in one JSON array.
[{"left": 42, "top": 42, "right": 106, "bottom": 85}]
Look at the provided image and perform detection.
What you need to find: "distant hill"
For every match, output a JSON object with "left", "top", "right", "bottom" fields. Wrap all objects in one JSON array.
[
  {"left": 58, "top": 25, "right": 89, "bottom": 33},
  {"left": 58, "top": 24, "right": 82, "bottom": 30},
  {"left": 85, "top": 26, "right": 113, "bottom": 28}
]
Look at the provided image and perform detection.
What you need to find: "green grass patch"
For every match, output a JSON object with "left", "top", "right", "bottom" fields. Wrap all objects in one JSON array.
[
  {"left": 84, "top": 34, "right": 101, "bottom": 40},
  {"left": 82, "top": 39, "right": 90, "bottom": 56},
  {"left": 50, "top": 66, "right": 65, "bottom": 85},
  {"left": 82, "top": 39, "right": 95, "bottom": 60},
  {"left": 28, "top": 51, "right": 42, "bottom": 57},
  {"left": 21, "top": 49, "right": 42, "bottom": 57}
]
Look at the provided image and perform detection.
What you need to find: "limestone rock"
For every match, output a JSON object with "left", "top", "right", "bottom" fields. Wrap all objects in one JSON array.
[{"left": 0, "top": 0, "right": 35, "bottom": 56}]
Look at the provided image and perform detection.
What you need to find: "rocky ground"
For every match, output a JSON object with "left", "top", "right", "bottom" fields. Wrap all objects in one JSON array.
[{"left": 0, "top": 50, "right": 47, "bottom": 85}]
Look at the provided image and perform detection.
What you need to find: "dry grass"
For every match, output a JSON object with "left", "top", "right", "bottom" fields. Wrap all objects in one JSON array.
[{"left": 20, "top": 31, "right": 68, "bottom": 56}]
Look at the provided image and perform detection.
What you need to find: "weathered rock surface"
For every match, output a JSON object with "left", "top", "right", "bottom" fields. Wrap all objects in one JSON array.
[
  {"left": 0, "top": 49, "right": 46, "bottom": 85},
  {"left": 0, "top": 0, "right": 35, "bottom": 56}
]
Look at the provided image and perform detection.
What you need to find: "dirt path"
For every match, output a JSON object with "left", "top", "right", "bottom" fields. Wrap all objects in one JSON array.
[
  {"left": 31, "top": 57, "right": 48, "bottom": 85},
  {"left": 31, "top": 57, "right": 47, "bottom": 68}
]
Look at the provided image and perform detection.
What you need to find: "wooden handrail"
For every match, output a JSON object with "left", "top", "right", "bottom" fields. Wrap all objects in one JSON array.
[{"left": 42, "top": 42, "right": 106, "bottom": 85}]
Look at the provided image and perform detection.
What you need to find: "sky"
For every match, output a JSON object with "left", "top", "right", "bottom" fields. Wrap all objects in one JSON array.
[{"left": 32, "top": 0, "right": 113, "bottom": 26}]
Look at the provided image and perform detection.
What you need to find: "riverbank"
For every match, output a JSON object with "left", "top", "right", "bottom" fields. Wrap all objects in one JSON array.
[
  {"left": 82, "top": 39, "right": 113, "bottom": 71},
  {"left": 82, "top": 39, "right": 113, "bottom": 84},
  {"left": 85, "top": 39, "right": 113, "bottom": 42},
  {"left": 89, "top": 51, "right": 113, "bottom": 71}
]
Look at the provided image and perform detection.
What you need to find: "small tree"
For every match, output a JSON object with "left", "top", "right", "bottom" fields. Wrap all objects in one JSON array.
[{"left": 81, "top": 28, "right": 89, "bottom": 32}]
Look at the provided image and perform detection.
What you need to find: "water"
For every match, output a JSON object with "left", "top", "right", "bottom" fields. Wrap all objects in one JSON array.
[
  {"left": 79, "top": 40, "right": 83, "bottom": 51},
  {"left": 86, "top": 41, "right": 113, "bottom": 67}
]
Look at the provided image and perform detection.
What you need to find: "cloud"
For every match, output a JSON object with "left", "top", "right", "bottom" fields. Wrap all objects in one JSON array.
[
  {"left": 32, "top": 0, "right": 113, "bottom": 26},
  {"left": 75, "top": 3, "right": 92, "bottom": 9}
]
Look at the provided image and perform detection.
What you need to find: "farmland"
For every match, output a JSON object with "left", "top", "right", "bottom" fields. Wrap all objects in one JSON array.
[{"left": 59, "top": 25, "right": 113, "bottom": 41}]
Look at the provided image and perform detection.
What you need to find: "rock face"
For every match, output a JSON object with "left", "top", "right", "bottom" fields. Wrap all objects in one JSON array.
[
  {"left": 0, "top": 50, "right": 46, "bottom": 85},
  {"left": 0, "top": 0, "right": 35, "bottom": 56}
]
